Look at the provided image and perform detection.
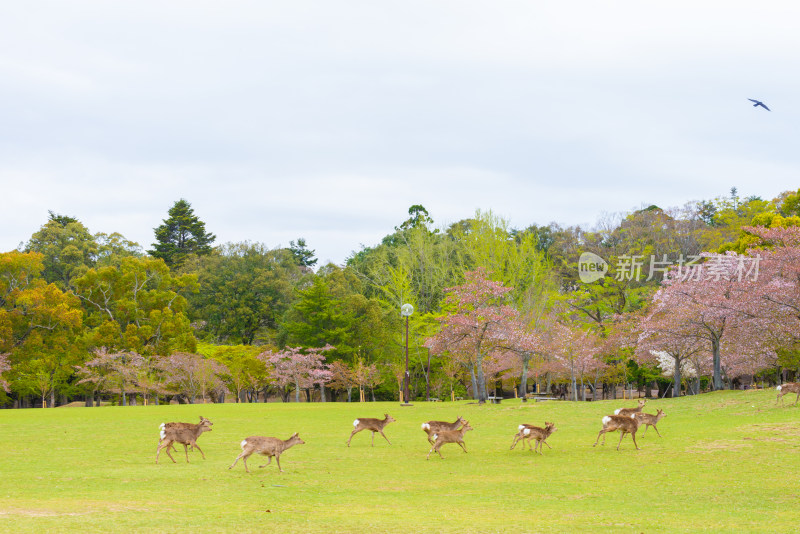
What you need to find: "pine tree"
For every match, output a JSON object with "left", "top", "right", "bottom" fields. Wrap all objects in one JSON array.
[{"left": 150, "top": 199, "right": 216, "bottom": 267}]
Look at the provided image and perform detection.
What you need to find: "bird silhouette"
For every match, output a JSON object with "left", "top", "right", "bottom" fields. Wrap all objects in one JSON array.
[{"left": 748, "top": 99, "right": 771, "bottom": 111}]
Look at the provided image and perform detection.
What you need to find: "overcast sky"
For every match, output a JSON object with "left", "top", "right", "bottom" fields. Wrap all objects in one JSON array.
[{"left": 2, "top": 1, "right": 799, "bottom": 265}]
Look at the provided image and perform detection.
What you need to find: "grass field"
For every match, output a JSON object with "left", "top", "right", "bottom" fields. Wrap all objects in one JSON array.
[{"left": 0, "top": 390, "right": 799, "bottom": 533}]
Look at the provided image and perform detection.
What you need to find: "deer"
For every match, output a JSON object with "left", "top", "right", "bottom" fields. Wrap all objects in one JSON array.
[
  {"left": 421, "top": 416, "right": 466, "bottom": 445},
  {"left": 347, "top": 414, "right": 396, "bottom": 447},
  {"left": 229, "top": 433, "right": 305, "bottom": 473},
  {"left": 427, "top": 420, "right": 474, "bottom": 459},
  {"left": 593, "top": 414, "right": 640, "bottom": 451},
  {"left": 156, "top": 416, "right": 213, "bottom": 463},
  {"left": 158, "top": 417, "right": 209, "bottom": 452},
  {"left": 776, "top": 383, "right": 800, "bottom": 406},
  {"left": 633, "top": 409, "right": 666, "bottom": 437},
  {"left": 614, "top": 398, "right": 646, "bottom": 417},
  {"left": 510, "top": 422, "right": 557, "bottom": 454}
]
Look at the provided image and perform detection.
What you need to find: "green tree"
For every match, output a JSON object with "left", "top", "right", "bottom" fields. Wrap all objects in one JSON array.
[
  {"left": 150, "top": 199, "right": 216, "bottom": 267},
  {"left": 184, "top": 243, "right": 305, "bottom": 345},
  {"left": 72, "top": 256, "right": 198, "bottom": 355},
  {"left": 288, "top": 238, "right": 318, "bottom": 268}
]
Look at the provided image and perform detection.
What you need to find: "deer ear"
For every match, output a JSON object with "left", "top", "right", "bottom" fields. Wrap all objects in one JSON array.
[{"left": 292, "top": 432, "right": 298, "bottom": 437}]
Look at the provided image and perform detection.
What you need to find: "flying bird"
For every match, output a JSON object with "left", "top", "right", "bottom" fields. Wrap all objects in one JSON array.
[{"left": 748, "top": 98, "right": 771, "bottom": 111}]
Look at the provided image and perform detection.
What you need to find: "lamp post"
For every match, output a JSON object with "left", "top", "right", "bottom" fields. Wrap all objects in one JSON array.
[{"left": 400, "top": 303, "right": 414, "bottom": 404}]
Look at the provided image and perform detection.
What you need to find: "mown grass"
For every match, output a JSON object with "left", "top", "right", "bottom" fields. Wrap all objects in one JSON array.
[{"left": 0, "top": 390, "right": 799, "bottom": 533}]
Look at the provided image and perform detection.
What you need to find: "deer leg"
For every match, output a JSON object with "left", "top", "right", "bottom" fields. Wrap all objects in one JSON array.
[
  {"left": 378, "top": 430, "right": 391, "bottom": 445},
  {"left": 631, "top": 431, "right": 640, "bottom": 450},
  {"left": 458, "top": 441, "right": 468, "bottom": 453},
  {"left": 543, "top": 440, "right": 552, "bottom": 449},
  {"left": 346, "top": 428, "right": 361, "bottom": 447},
  {"left": 155, "top": 441, "right": 168, "bottom": 464},
  {"left": 371, "top": 431, "right": 375, "bottom": 446},
  {"left": 259, "top": 456, "right": 273, "bottom": 468},
  {"left": 653, "top": 425, "right": 662, "bottom": 438},
  {"left": 192, "top": 442, "right": 206, "bottom": 460},
  {"left": 641, "top": 425, "right": 648, "bottom": 436},
  {"left": 229, "top": 452, "right": 245, "bottom": 470},
  {"left": 275, "top": 455, "right": 283, "bottom": 473},
  {"left": 510, "top": 434, "right": 521, "bottom": 450},
  {"left": 164, "top": 442, "right": 177, "bottom": 463},
  {"left": 183, "top": 444, "right": 190, "bottom": 463},
  {"left": 593, "top": 429, "right": 606, "bottom": 447},
  {"left": 616, "top": 431, "right": 626, "bottom": 451}
]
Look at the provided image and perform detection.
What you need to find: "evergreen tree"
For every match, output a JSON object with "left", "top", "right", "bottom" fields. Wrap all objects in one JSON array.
[{"left": 150, "top": 199, "right": 216, "bottom": 267}]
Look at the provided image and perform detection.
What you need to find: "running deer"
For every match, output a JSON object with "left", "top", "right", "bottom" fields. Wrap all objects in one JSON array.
[
  {"left": 347, "top": 414, "right": 396, "bottom": 447},
  {"left": 776, "top": 383, "right": 800, "bottom": 406},
  {"left": 421, "top": 416, "right": 466, "bottom": 445},
  {"left": 427, "top": 421, "right": 474, "bottom": 459},
  {"left": 614, "top": 398, "right": 646, "bottom": 417},
  {"left": 158, "top": 418, "right": 207, "bottom": 452},
  {"left": 229, "top": 433, "right": 305, "bottom": 473},
  {"left": 156, "top": 416, "right": 213, "bottom": 463},
  {"left": 510, "top": 422, "right": 557, "bottom": 454},
  {"left": 593, "top": 414, "right": 640, "bottom": 451},
  {"left": 633, "top": 409, "right": 667, "bottom": 437}
]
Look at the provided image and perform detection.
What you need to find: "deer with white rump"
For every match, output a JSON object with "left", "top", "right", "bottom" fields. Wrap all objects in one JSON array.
[
  {"left": 421, "top": 416, "right": 466, "bottom": 445},
  {"left": 593, "top": 414, "right": 640, "bottom": 451},
  {"left": 614, "top": 398, "right": 646, "bottom": 417},
  {"left": 633, "top": 409, "right": 667, "bottom": 437},
  {"left": 347, "top": 414, "right": 396, "bottom": 447},
  {"left": 776, "top": 382, "right": 800, "bottom": 406},
  {"left": 156, "top": 416, "right": 213, "bottom": 463},
  {"left": 510, "top": 421, "right": 557, "bottom": 454},
  {"left": 229, "top": 433, "right": 305, "bottom": 473},
  {"left": 427, "top": 420, "right": 474, "bottom": 459}
]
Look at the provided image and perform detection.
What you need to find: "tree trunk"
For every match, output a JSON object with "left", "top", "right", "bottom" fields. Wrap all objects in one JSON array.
[
  {"left": 475, "top": 361, "right": 487, "bottom": 403},
  {"left": 711, "top": 335, "right": 723, "bottom": 391},
  {"left": 672, "top": 356, "right": 682, "bottom": 398},
  {"left": 469, "top": 366, "right": 478, "bottom": 400},
  {"left": 319, "top": 385, "right": 327, "bottom": 402},
  {"left": 519, "top": 355, "right": 530, "bottom": 400}
]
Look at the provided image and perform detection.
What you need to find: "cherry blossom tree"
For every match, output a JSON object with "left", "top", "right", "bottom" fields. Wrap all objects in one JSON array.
[
  {"left": 0, "top": 353, "right": 9, "bottom": 392},
  {"left": 75, "top": 347, "right": 144, "bottom": 406},
  {"left": 328, "top": 360, "right": 357, "bottom": 401},
  {"left": 162, "top": 352, "right": 228, "bottom": 403},
  {"left": 425, "top": 269, "right": 518, "bottom": 402},
  {"left": 258, "top": 345, "right": 333, "bottom": 403}
]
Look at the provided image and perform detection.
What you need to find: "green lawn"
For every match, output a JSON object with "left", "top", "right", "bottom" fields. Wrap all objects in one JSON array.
[{"left": 0, "top": 390, "right": 798, "bottom": 533}]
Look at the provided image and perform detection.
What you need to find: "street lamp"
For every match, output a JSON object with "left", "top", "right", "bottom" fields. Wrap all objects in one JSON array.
[{"left": 400, "top": 303, "right": 414, "bottom": 404}]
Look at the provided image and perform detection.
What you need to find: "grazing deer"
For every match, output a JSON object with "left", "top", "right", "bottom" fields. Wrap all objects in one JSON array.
[
  {"left": 593, "top": 414, "right": 640, "bottom": 451},
  {"left": 156, "top": 416, "right": 213, "bottom": 463},
  {"left": 776, "top": 383, "right": 800, "bottom": 406},
  {"left": 614, "top": 398, "right": 646, "bottom": 417},
  {"left": 633, "top": 409, "right": 666, "bottom": 437},
  {"left": 421, "top": 416, "right": 466, "bottom": 445},
  {"left": 229, "top": 433, "right": 305, "bottom": 473},
  {"left": 510, "top": 422, "right": 557, "bottom": 454},
  {"left": 427, "top": 421, "right": 474, "bottom": 460},
  {"left": 347, "top": 414, "right": 396, "bottom": 447}
]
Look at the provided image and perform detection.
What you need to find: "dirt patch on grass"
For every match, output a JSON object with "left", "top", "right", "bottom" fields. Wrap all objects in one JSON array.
[
  {"left": 686, "top": 440, "right": 754, "bottom": 453},
  {"left": 739, "top": 423, "right": 800, "bottom": 443}
]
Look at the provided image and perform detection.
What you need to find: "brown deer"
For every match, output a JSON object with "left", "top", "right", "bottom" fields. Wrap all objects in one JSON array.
[
  {"left": 421, "top": 416, "right": 466, "bottom": 445},
  {"left": 593, "top": 414, "right": 640, "bottom": 451},
  {"left": 158, "top": 417, "right": 209, "bottom": 452},
  {"left": 427, "top": 421, "right": 474, "bottom": 459},
  {"left": 156, "top": 416, "right": 213, "bottom": 463},
  {"left": 510, "top": 422, "right": 557, "bottom": 454},
  {"left": 633, "top": 409, "right": 666, "bottom": 437},
  {"left": 229, "top": 433, "right": 305, "bottom": 473},
  {"left": 347, "top": 414, "right": 396, "bottom": 447},
  {"left": 614, "top": 398, "right": 646, "bottom": 417},
  {"left": 776, "top": 383, "right": 800, "bottom": 406}
]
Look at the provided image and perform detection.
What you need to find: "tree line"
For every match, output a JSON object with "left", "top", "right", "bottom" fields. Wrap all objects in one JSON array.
[{"left": 2, "top": 189, "right": 799, "bottom": 407}]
